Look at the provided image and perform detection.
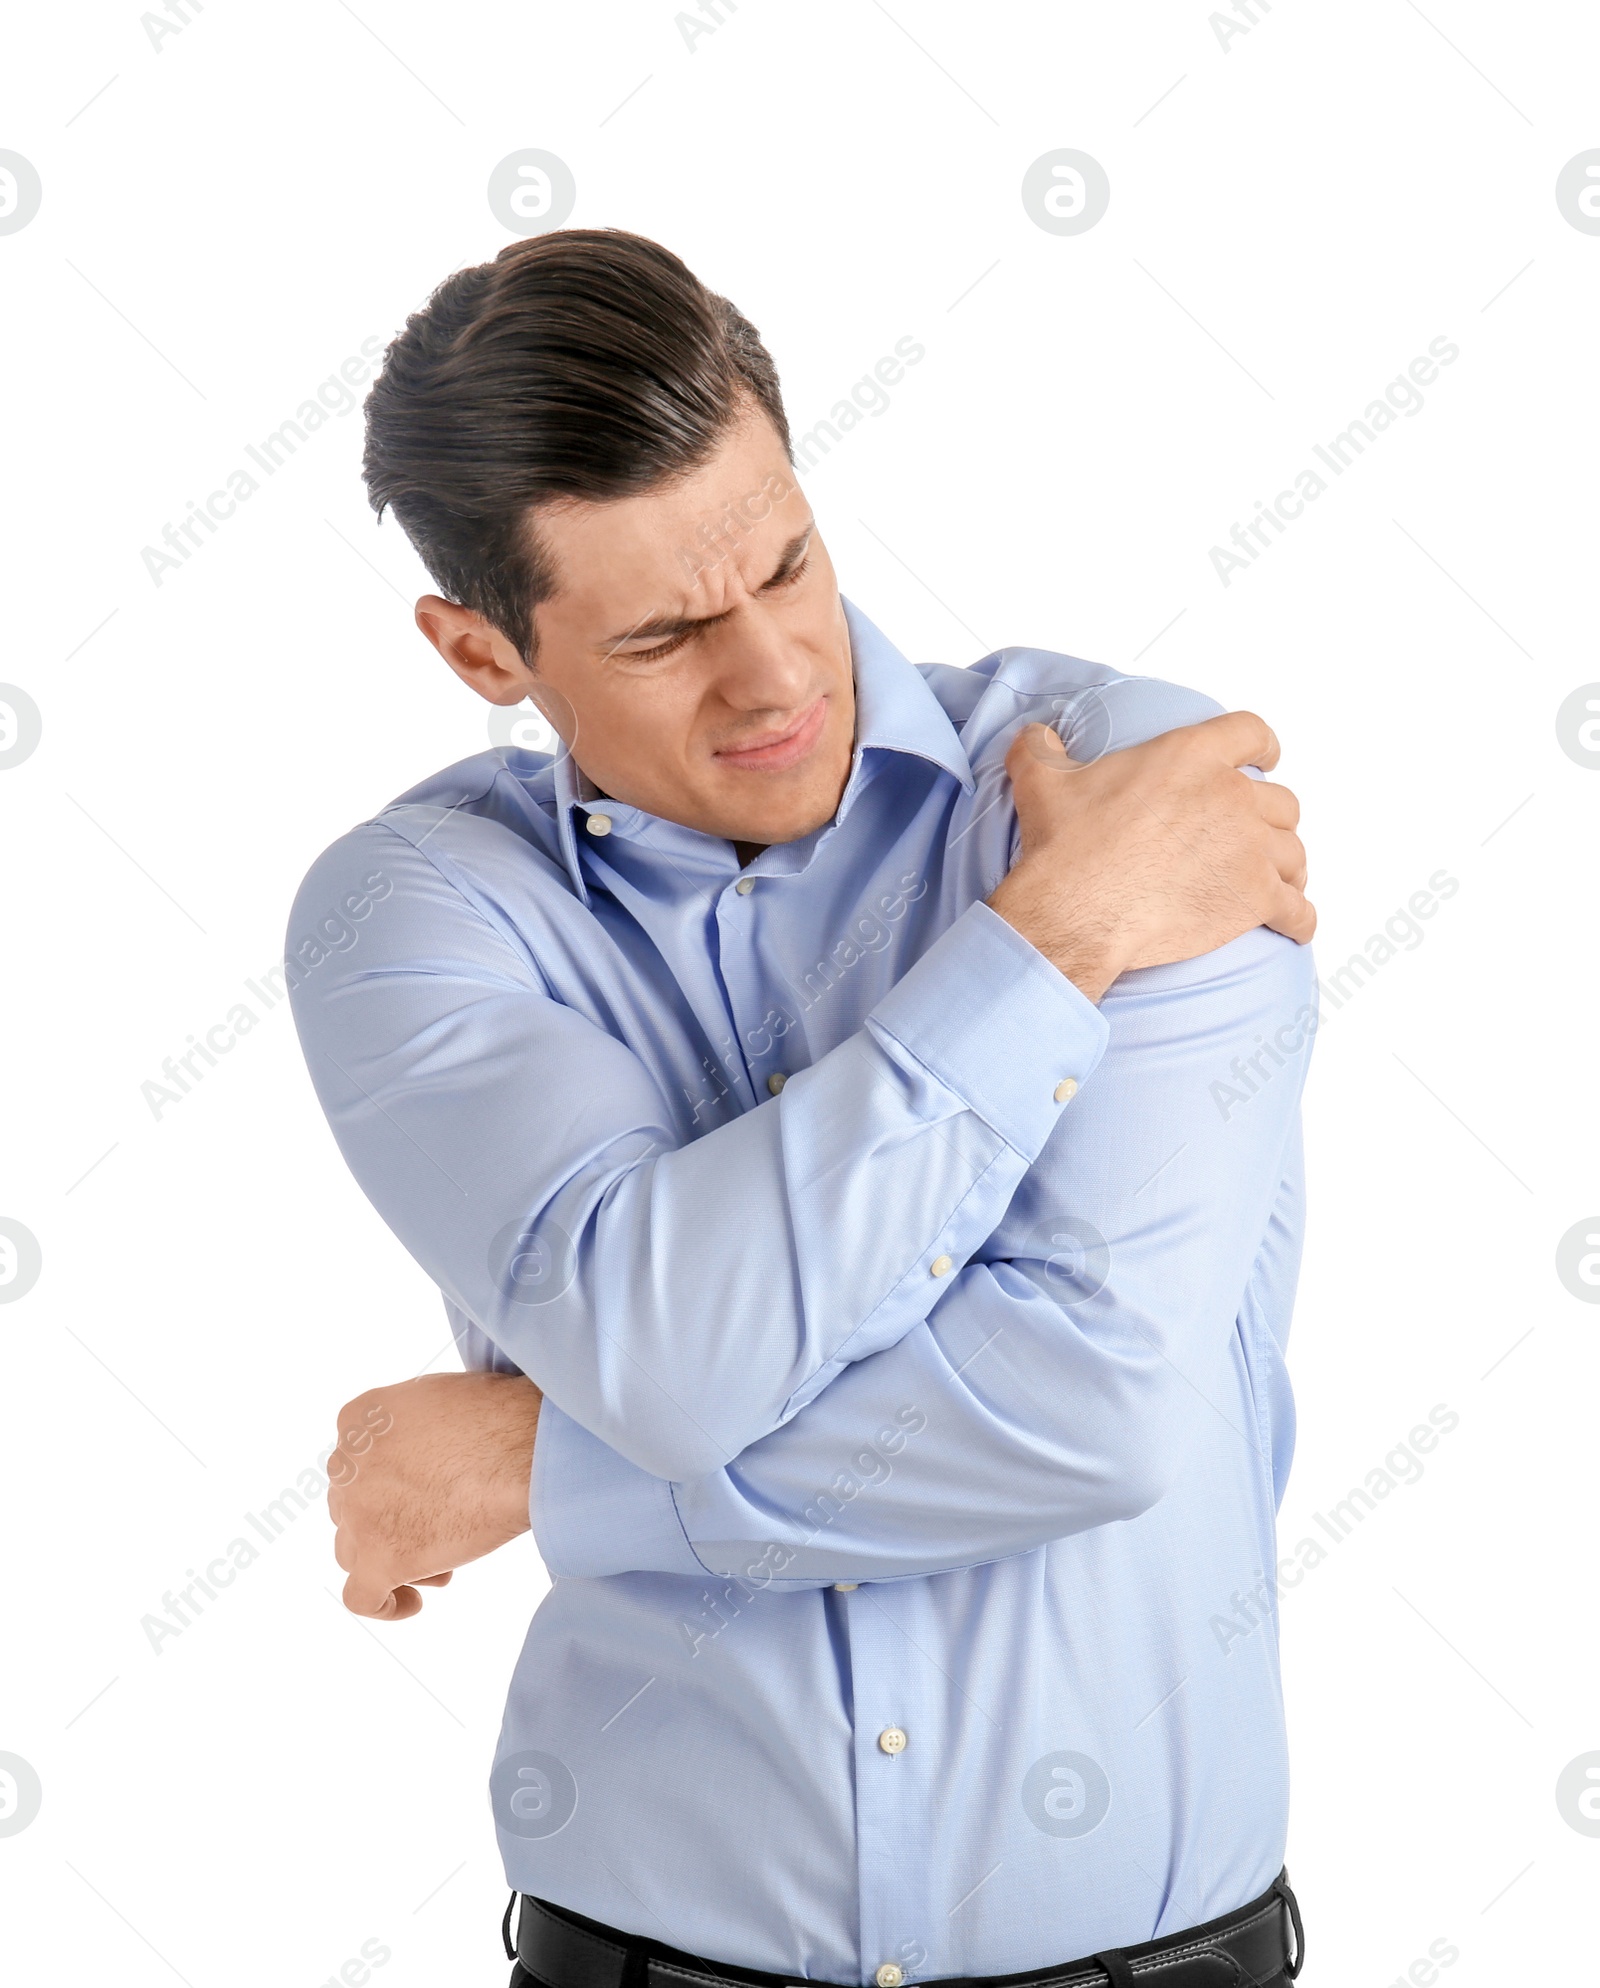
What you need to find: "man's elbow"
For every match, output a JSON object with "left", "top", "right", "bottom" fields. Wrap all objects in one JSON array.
[
  {"left": 1063, "top": 1447, "right": 1175, "bottom": 1531},
  {"left": 1034, "top": 1389, "right": 1191, "bottom": 1532}
]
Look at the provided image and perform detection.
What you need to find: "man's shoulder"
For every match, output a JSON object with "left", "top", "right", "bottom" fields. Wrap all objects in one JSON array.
[
  {"left": 378, "top": 744, "right": 565, "bottom": 831},
  {"left": 285, "top": 748, "right": 571, "bottom": 958},
  {"left": 313, "top": 747, "right": 565, "bottom": 863},
  {"left": 918, "top": 647, "right": 1227, "bottom": 765}
]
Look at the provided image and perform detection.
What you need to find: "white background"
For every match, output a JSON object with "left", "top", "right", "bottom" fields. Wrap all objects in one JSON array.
[{"left": 2, "top": 1, "right": 1597, "bottom": 1981}]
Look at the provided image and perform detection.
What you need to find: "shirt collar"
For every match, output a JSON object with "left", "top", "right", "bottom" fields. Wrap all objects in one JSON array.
[
  {"left": 551, "top": 594, "right": 975, "bottom": 903},
  {"left": 841, "top": 595, "right": 975, "bottom": 798}
]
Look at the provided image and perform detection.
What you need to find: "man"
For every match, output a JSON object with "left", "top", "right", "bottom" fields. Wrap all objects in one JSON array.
[{"left": 289, "top": 228, "right": 1317, "bottom": 1988}]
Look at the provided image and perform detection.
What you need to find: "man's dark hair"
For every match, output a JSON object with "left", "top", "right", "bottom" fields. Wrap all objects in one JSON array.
[{"left": 362, "top": 228, "right": 792, "bottom": 664}]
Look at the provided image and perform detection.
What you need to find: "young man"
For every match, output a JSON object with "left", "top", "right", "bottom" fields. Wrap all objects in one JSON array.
[{"left": 290, "top": 229, "right": 1317, "bottom": 1988}]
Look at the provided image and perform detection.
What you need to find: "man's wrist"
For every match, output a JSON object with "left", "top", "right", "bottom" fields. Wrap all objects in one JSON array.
[
  {"left": 985, "top": 874, "right": 1123, "bottom": 1005},
  {"left": 489, "top": 1376, "right": 540, "bottom": 1538}
]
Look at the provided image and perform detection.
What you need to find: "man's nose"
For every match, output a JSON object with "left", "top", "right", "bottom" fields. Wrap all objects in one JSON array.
[{"left": 708, "top": 613, "right": 814, "bottom": 713}]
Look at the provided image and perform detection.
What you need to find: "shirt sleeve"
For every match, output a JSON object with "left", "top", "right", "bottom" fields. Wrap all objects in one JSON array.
[
  {"left": 530, "top": 921, "right": 1316, "bottom": 1586},
  {"left": 287, "top": 825, "right": 1109, "bottom": 1482}
]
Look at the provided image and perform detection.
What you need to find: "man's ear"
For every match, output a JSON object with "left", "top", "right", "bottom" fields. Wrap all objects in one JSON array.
[{"left": 414, "top": 596, "right": 532, "bottom": 707}]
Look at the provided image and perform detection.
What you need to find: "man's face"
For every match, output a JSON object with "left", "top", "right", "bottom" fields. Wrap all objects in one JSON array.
[{"left": 418, "top": 407, "right": 856, "bottom": 849}]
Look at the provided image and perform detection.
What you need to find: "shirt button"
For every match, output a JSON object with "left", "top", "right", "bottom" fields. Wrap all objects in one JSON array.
[
  {"left": 878, "top": 1726, "right": 908, "bottom": 1755},
  {"left": 585, "top": 813, "right": 612, "bottom": 837},
  {"left": 767, "top": 1072, "right": 787, "bottom": 1096},
  {"left": 929, "top": 1254, "right": 953, "bottom": 1277},
  {"left": 876, "top": 1965, "right": 905, "bottom": 1986},
  {"left": 1054, "top": 1078, "right": 1079, "bottom": 1103},
  {"left": 833, "top": 1581, "right": 858, "bottom": 1592},
  {"left": 735, "top": 876, "right": 756, "bottom": 895}
]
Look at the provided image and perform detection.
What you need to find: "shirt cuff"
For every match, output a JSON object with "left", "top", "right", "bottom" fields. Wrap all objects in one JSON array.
[
  {"left": 865, "top": 899, "right": 1111, "bottom": 1161},
  {"left": 531, "top": 1399, "right": 706, "bottom": 1579}
]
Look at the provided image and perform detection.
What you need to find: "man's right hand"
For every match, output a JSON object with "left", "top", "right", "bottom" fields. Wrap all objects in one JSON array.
[{"left": 986, "top": 711, "right": 1314, "bottom": 1005}]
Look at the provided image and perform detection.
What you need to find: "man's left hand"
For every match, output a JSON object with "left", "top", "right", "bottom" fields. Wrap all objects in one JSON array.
[{"left": 328, "top": 1371, "right": 541, "bottom": 1620}]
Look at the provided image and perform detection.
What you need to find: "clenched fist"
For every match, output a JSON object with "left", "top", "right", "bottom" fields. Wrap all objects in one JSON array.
[{"left": 328, "top": 1370, "right": 542, "bottom": 1620}]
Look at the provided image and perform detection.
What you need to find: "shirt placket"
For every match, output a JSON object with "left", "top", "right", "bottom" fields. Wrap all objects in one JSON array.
[
  {"left": 713, "top": 868, "right": 801, "bottom": 1103},
  {"left": 839, "top": 1585, "right": 937, "bottom": 1985}
]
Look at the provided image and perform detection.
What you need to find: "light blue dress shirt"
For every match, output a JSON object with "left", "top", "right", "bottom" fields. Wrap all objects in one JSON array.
[{"left": 288, "top": 598, "right": 1315, "bottom": 1983}]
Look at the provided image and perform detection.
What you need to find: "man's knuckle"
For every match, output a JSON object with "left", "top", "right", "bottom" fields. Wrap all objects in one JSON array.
[{"left": 335, "top": 1391, "right": 371, "bottom": 1434}]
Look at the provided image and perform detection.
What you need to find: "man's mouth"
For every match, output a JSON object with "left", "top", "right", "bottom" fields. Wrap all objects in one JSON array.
[{"left": 712, "top": 696, "right": 829, "bottom": 773}]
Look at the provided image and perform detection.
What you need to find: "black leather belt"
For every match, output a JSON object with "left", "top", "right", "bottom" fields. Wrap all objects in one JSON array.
[{"left": 507, "top": 1871, "right": 1304, "bottom": 1988}]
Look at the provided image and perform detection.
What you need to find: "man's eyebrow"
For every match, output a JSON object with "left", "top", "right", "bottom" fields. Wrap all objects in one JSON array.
[{"left": 599, "top": 524, "right": 815, "bottom": 649}]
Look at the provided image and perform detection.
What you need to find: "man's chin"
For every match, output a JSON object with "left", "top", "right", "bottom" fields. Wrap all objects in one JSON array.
[{"left": 706, "top": 760, "right": 851, "bottom": 848}]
